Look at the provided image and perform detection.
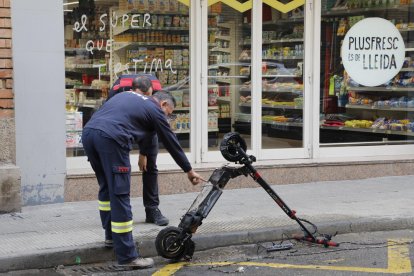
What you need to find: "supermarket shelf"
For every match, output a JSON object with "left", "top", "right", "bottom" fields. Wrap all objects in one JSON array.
[
  {"left": 346, "top": 104, "right": 414, "bottom": 112},
  {"left": 74, "top": 85, "right": 104, "bottom": 90},
  {"left": 240, "top": 56, "right": 303, "bottom": 62},
  {"left": 174, "top": 128, "right": 219, "bottom": 134},
  {"left": 242, "top": 17, "right": 304, "bottom": 27},
  {"left": 65, "top": 48, "right": 107, "bottom": 52},
  {"left": 174, "top": 106, "right": 219, "bottom": 111},
  {"left": 262, "top": 74, "right": 302, "bottom": 78},
  {"left": 236, "top": 117, "right": 303, "bottom": 127},
  {"left": 240, "top": 38, "right": 303, "bottom": 46},
  {"left": 239, "top": 88, "right": 303, "bottom": 93},
  {"left": 65, "top": 64, "right": 105, "bottom": 69},
  {"left": 320, "top": 125, "right": 414, "bottom": 137},
  {"left": 347, "top": 86, "right": 414, "bottom": 92},
  {"left": 217, "top": 97, "right": 231, "bottom": 102},
  {"left": 213, "top": 79, "right": 231, "bottom": 84},
  {"left": 400, "top": 68, "right": 414, "bottom": 72},
  {"left": 113, "top": 10, "right": 192, "bottom": 17},
  {"left": 262, "top": 120, "right": 303, "bottom": 127},
  {"left": 208, "top": 64, "right": 232, "bottom": 69},
  {"left": 71, "top": 103, "right": 101, "bottom": 109},
  {"left": 114, "top": 41, "right": 189, "bottom": 51},
  {"left": 208, "top": 75, "right": 248, "bottom": 79},
  {"left": 215, "top": 35, "right": 231, "bottom": 41},
  {"left": 210, "top": 47, "right": 231, "bottom": 53},
  {"left": 405, "top": 48, "right": 414, "bottom": 52},
  {"left": 322, "top": 5, "right": 406, "bottom": 17},
  {"left": 128, "top": 65, "right": 189, "bottom": 71},
  {"left": 113, "top": 25, "right": 189, "bottom": 36},
  {"left": 239, "top": 103, "right": 302, "bottom": 110},
  {"left": 399, "top": 28, "right": 414, "bottom": 32}
]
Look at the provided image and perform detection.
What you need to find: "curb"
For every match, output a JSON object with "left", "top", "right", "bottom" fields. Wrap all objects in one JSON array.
[{"left": 1, "top": 217, "right": 414, "bottom": 273}]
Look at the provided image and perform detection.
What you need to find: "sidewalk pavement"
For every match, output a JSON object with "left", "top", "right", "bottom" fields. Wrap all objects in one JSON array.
[{"left": 1, "top": 175, "right": 414, "bottom": 272}]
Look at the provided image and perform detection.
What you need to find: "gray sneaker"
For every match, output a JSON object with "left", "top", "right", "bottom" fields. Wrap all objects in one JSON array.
[{"left": 118, "top": 257, "right": 154, "bottom": 269}]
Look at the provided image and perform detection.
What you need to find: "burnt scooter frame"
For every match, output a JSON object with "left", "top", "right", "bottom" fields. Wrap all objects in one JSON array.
[{"left": 155, "top": 132, "right": 338, "bottom": 261}]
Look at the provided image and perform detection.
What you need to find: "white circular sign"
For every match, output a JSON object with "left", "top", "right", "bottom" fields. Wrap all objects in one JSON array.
[{"left": 341, "top": 17, "right": 405, "bottom": 87}]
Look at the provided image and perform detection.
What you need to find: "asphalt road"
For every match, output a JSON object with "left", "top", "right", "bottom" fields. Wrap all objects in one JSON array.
[{"left": 4, "top": 229, "right": 414, "bottom": 276}]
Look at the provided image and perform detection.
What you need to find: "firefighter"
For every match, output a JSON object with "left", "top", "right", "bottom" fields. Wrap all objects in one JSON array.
[
  {"left": 108, "top": 75, "right": 169, "bottom": 226},
  {"left": 82, "top": 90, "right": 203, "bottom": 268}
]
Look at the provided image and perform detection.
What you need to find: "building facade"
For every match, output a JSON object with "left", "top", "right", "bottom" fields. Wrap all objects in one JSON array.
[
  {"left": 0, "top": 0, "right": 20, "bottom": 213},
  {"left": 2, "top": 0, "right": 414, "bottom": 209}
]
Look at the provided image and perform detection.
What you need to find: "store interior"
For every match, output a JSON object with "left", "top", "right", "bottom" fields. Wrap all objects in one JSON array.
[{"left": 64, "top": 0, "right": 414, "bottom": 157}]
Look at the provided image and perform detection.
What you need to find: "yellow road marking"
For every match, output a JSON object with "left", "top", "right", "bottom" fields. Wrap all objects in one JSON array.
[
  {"left": 152, "top": 262, "right": 187, "bottom": 276},
  {"left": 153, "top": 239, "right": 412, "bottom": 275},
  {"left": 388, "top": 239, "right": 412, "bottom": 273}
]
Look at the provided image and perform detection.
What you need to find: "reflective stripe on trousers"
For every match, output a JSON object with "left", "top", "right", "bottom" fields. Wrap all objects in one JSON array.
[
  {"left": 111, "top": 220, "right": 133, "bottom": 233},
  {"left": 99, "top": 200, "right": 111, "bottom": 211}
]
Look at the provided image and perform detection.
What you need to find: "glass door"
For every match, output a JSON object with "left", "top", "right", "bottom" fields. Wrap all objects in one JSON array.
[
  {"left": 202, "top": 0, "right": 311, "bottom": 162},
  {"left": 203, "top": 1, "right": 253, "bottom": 161},
  {"left": 259, "top": 0, "right": 311, "bottom": 160}
]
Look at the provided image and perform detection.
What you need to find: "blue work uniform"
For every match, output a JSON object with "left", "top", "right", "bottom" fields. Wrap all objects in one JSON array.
[
  {"left": 82, "top": 91, "right": 191, "bottom": 264},
  {"left": 107, "top": 86, "right": 161, "bottom": 211}
]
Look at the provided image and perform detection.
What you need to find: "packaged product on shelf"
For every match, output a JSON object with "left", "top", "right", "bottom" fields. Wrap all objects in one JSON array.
[
  {"left": 171, "top": 90, "right": 183, "bottom": 107},
  {"left": 165, "top": 49, "right": 173, "bottom": 59},
  {"left": 208, "top": 86, "right": 218, "bottom": 106},
  {"left": 148, "top": 0, "right": 156, "bottom": 12},
  {"left": 181, "top": 113, "right": 189, "bottom": 130},
  {"left": 208, "top": 111, "right": 218, "bottom": 130},
  {"left": 157, "top": 71, "right": 169, "bottom": 85},
  {"left": 76, "top": 132, "right": 83, "bottom": 147},
  {"left": 65, "top": 89, "right": 77, "bottom": 105},
  {"left": 74, "top": 112, "right": 83, "bottom": 130},
  {"left": 169, "top": 0, "right": 178, "bottom": 12},
  {"left": 178, "top": 2, "right": 188, "bottom": 13},
  {"left": 177, "top": 70, "right": 187, "bottom": 80},
  {"left": 66, "top": 132, "right": 77, "bottom": 148},
  {"left": 155, "top": 47, "right": 165, "bottom": 60},
  {"left": 137, "top": 0, "right": 147, "bottom": 10},
  {"left": 168, "top": 71, "right": 178, "bottom": 84},
  {"left": 159, "top": 0, "right": 169, "bottom": 12},
  {"left": 172, "top": 15, "right": 180, "bottom": 27},
  {"left": 182, "top": 93, "right": 190, "bottom": 107},
  {"left": 186, "top": 113, "right": 190, "bottom": 129}
]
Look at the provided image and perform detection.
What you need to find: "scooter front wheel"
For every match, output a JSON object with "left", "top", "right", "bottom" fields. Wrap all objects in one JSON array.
[{"left": 155, "top": 226, "right": 193, "bottom": 260}]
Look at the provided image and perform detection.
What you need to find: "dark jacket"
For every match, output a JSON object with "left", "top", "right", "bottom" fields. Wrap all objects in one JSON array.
[{"left": 85, "top": 91, "right": 191, "bottom": 172}]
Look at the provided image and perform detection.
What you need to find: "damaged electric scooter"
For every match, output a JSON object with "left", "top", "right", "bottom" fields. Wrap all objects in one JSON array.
[{"left": 155, "top": 132, "right": 339, "bottom": 261}]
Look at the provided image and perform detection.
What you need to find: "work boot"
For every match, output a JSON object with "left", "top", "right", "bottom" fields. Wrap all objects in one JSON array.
[
  {"left": 118, "top": 257, "right": 154, "bottom": 269},
  {"left": 145, "top": 208, "right": 169, "bottom": 226},
  {"left": 104, "top": 239, "right": 113, "bottom": 248}
]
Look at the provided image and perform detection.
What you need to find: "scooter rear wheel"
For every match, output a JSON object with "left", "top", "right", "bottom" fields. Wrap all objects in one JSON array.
[{"left": 155, "top": 226, "right": 189, "bottom": 260}]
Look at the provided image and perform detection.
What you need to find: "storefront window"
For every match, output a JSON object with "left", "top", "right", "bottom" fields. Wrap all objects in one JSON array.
[
  {"left": 261, "top": 3, "right": 304, "bottom": 149},
  {"left": 64, "top": 0, "right": 191, "bottom": 157},
  {"left": 320, "top": 1, "right": 414, "bottom": 146},
  {"left": 207, "top": 2, "right": 252, "bottom": 151}
]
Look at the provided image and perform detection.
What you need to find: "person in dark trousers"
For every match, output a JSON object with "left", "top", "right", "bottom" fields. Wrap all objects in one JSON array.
[
  {"left": 82, "top": 90, "right": 203, "bottom": 268},
  {"left": 108, "top": 75, "right": 169, "bottom": 226}
]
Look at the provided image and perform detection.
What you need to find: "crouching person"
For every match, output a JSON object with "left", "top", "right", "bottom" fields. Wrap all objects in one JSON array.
[{"left": 82, "top": 90, "right": 203, "bottom": 268}]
